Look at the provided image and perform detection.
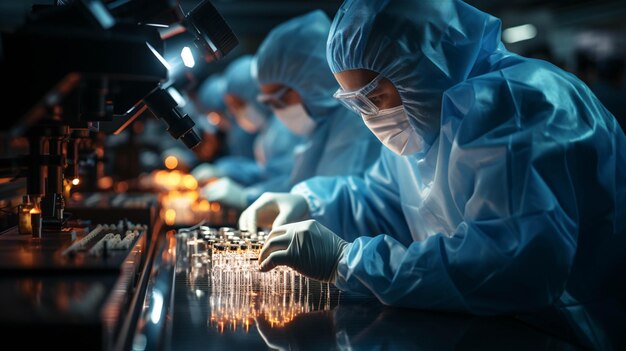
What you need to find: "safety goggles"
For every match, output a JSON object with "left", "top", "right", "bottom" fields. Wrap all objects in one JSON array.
[
  {"left": 333, "top": 74, "right": 383, "bottom": 116},
  {"left": 257, "top": 86, "right": 290, "bottom": 109}
]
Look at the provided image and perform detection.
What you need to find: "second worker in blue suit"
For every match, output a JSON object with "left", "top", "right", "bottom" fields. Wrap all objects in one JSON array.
[
  {"left": 199, "top": 55, "right": 304, "bottom": 209},
  {"left": 240, "top": 9, "right": 382, "bottom": 225}
]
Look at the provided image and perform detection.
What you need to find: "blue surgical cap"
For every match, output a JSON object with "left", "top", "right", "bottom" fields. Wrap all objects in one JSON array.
[
  {"left": 223, "top": 54, "right": 269, "bottom": 115},
  {"left": 256, "top": 10, "right": 339, "bottom": 119},
  {"left": 197, "top": 73, "right": 227, "bottom": 114},
  {"left": 327, "top": 0, "right": 503, "bottom": 149}
]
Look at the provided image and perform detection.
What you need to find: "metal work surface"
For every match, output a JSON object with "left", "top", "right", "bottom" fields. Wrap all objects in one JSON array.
[
  {"left": 167, "top": 228, "right": 626, "bottom": 350},
  {"left": 0, "top": 220, "right": 152, "bottom": 350}
]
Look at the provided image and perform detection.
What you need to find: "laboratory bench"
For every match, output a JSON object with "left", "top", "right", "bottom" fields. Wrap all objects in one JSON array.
[
  {"left": 158, "top": 227, "right": 626, "bottom": 351},
  {"left": 1, "top": 209, "right": 624, "bottom": 351}
]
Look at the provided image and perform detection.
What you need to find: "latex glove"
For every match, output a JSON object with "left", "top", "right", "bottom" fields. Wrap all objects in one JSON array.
[
  {"left": 238, "top": 192, "right": 309, "bottom": 234},
  {"left": 191, "top": 163, "right": 221, "bottom": 183},
  {"left": 202, "top": 177, "right": 247, "bottom": 209},
  {"left": 259, "top": 219, "right": 349, "bottom": 283}
]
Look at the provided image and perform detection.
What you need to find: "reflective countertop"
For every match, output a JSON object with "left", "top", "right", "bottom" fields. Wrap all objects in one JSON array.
[{"left": 167, "top": 231, "right": 626, "bottom": 351}]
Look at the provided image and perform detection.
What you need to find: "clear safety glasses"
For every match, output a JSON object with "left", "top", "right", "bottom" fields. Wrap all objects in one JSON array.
[
  {"left": 257, "top": 86, "right": 290, "bottom": 109},
  {"left": 333, "top": 74, "right": 383, "bottom": 116}
]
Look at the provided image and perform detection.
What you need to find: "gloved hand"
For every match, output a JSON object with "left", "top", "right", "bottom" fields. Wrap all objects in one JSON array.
[
  {"left": 238, "top": 192, "right": 309, "bottom": 234},
  {"left": 259, "top": 219, "right": 350, "bottom": 283},
  {"left": 202, "top": 177, "right": 247, "bottom": 209},
  {"left": 191, "top": 163, "right": 221, "bottom": 184}
]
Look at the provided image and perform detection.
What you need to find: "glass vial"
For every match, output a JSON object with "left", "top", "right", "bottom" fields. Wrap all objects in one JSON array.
[
  {"left": 18, "top": 195, "right": 33, "bottom": 235},
  {"left": 30, "top": 204, "right": 42, "bottom": 239}
]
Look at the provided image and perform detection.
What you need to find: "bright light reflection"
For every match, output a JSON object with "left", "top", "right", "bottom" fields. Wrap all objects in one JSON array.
[
  {"left": 146, "top": 42, "right": 172, "bottom": 70},
  {"left": 167, "top": 87, "right": 186, "bottom": 107},
  {"left": 181, "top": 46, "right": 195, "bottom": 68},
  {"left": 150, "top": 290, "right": 164, "bottom": 324},
  {"left": 503, "top": 24, "right": 537, "bottom": 44}
]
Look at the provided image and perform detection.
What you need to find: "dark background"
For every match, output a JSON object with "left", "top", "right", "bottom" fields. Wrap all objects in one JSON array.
[
  {"left": 2, "top": 0, "right": 625, "bottom": 130},
  {"left": 2, "top": 0, "right": 625, "bottom": 77}
]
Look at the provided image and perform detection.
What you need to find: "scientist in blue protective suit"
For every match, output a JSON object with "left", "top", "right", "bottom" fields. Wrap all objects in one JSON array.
[
  {"left": 191, "top": 73, "right": 257, "bottom": 178},
  {"left": 239, "top": 0, "right": 626, "bottom": 315},
  {"left": 196, "top": 55, "right": 304, "bottom": 209},
  {"left": 192, "top": 73, "right": 257, "bottom": 164},
  {"left": 252, "top": 10, "right": 381, "bottom": 200}
]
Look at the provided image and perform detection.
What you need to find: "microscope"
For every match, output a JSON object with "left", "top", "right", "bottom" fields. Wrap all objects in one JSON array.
[
  {"left": 0, "top": 0, "right": 237, "bottom": 348},
  {"left": 1, "top": 0, "right": 237, "bottom": 233}
]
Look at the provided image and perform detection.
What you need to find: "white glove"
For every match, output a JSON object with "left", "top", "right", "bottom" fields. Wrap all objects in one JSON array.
[
  {"left": 259, "top": 219, "right": 349, "bottom": 283},
  {"left": 202, "top": 177, "right": 247, "bottom": 209},
  {"left": 238, "top": 192, "right": 309, "bottom": 234},
  {"left": 191, "top": 163, "right": 221, "bottom": 183}
]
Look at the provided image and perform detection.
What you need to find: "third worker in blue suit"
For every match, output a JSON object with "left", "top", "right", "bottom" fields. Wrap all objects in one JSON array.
[{"left": 191, "top": 73, "right": 258, "bottom": 180}]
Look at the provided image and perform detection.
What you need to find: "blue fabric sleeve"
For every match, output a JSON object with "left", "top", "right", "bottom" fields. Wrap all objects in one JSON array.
[
  {"left": 214, "top": 156, "right": 263, "bottom": 186},
  {"left": 335, "top": 202, "right": 576, "bottom": 315},
  {"left": 243, "top": 174, "right": 293, "bottom": 206},
  {"left": 291, "top": 153, "right": 411, "bottom": 244}
]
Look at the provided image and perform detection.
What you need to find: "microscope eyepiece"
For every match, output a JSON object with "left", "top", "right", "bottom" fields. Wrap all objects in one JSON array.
[
  {"left": 143, "top": 88, "right": 201, "bottom": 150},
  {"left": 180, "top": 129, "right": 201, "bottom": 150}
]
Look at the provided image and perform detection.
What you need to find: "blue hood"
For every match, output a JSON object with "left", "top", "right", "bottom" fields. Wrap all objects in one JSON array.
[
  {"left": 196, "top": 73, "right": 227, "bottom": 114},
  {"left": 327, "top": 0, "right": 503, "bottom": 152},
  {"left": 256, "top": 10, "right": 341, "bottom": 121},
  {"left": 223, "top": 54, "right": 270, "bottom": 117}
]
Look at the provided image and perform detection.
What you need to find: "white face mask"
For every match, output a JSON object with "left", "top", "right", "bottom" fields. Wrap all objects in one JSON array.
[
  {"left": 361, "top": 105, "right": 423, "bottom": 156},
  {"left": 234, "top": 105, "right": 265, "bottom": 133},
  {"left": 272, "top": 104, "right": 316, "bottom": 136}
]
